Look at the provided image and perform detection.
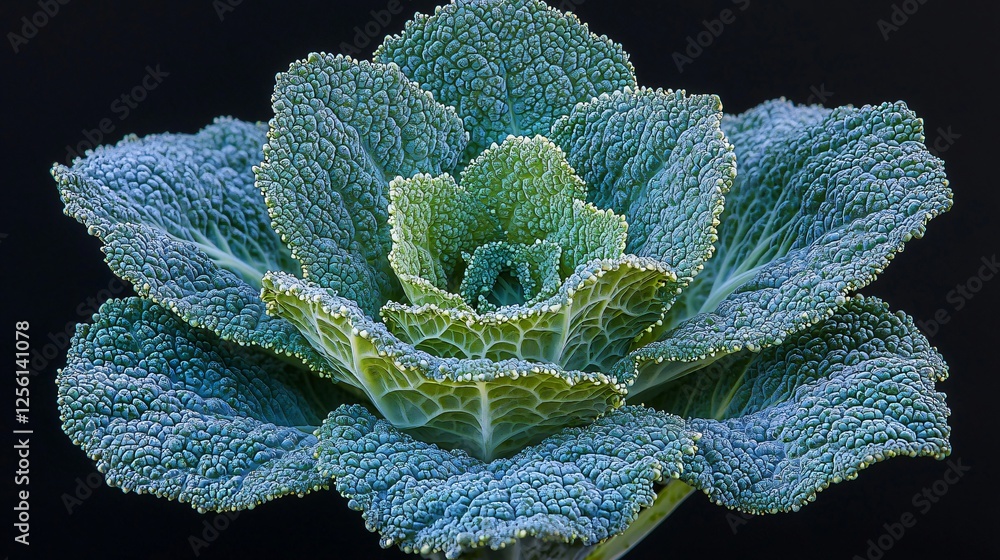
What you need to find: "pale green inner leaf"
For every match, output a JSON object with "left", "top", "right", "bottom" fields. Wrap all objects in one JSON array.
[{"left": 262, "top": 271, "right": 625, "bottom": 461}]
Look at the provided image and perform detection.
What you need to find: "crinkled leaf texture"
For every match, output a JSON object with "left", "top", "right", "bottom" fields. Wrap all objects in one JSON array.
[
  {"left": 256, "top": 54, "right": 469, "bottom": 316},
  {"left": 252, "top": 51, "right": 730, "bottom": 463},
  {"left": 261, "top": 271, "right": 629, "bottom": 461},
  {"left": 51, "top": 0, "right": 954, "bottom": 558},
  {"left": 57, "top": 298, "right": 349, "bottom": 511},
  {"left": 675, "top": 296, "right": 951, "bottom": 513},
  {"left": 315, "top": 404, "right": 697, "bottom": 559},
  {"left": 376, "top": 0, "right": 637, "bottom": 163},
  {"left": 619, "top": 99, "right": 952, "bottom": 399},
  {"left": 52, "top": 117, "right": 329, "bottom": 372},
  {"left": 310, "top": 298, "right": 949, "bottom": 558},
  {"left": 381, "top": 135, "right": 685, "bottom": 373},
  {"left": 550, "top": 87, "right": 734, "bottom": 289}
]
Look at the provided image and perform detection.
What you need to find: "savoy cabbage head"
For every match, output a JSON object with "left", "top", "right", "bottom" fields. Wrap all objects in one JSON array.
[{"left": 52, "top": 0, "right": 952, "bottom": 558}]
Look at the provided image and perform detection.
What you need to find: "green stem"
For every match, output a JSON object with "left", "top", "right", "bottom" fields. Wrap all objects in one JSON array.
[{"left": 579, "top": 480, "right": 695, "bottom": 560}]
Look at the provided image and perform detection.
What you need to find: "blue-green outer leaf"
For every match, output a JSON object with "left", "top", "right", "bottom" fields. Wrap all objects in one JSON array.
[
  {"left": 288, "top": 296, "right": 950, "bottom": 555},
  {"left": 550, "top": 87, "right": 735, "bottom": 288},
  {"left": 52, "top": 117, "right": 324, "bottom": 369},
  {"left": 676, "top": 296, "right": 951, "bottom": 513},
  {"left": 376, "top": 0, "right": 636, "bottom": 163},
  {"left": 256, "top": 54, "right": 469, "bottom": 315},
  {"left": 623, "top": 100, "right": 952, "bottom": 398},
  {"left": 57, "top": 298, "right": 350, "bottom": 512},
  {"left": 315, "top": 404, "right": 696, "bottom": 559}
]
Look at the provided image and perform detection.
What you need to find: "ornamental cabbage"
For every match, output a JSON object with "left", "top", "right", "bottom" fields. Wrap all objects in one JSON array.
[{"left": 52, "top": 0, "right": 953, "bottom": 558}]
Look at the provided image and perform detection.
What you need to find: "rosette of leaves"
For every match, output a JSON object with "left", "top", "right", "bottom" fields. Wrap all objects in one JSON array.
[{"left": 52, "top": 1, "right": 952, "bottom": 558}]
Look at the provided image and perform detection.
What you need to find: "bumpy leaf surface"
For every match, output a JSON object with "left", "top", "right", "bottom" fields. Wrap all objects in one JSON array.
[
  {"left": 382, "top": 136, "right": 677, "bottom": 372},
  {"left": 550, "top": 87, "right": 735, "bottom": 288},
  {"left": 459, "top": 240, "right": 564, "bottom": 312},
  {"left": 314, "top": 404, "right": 697, "bottom": 559},
  {"left": 462, "top": 136, "right": 628, "bottom": 277},
  {"left": 622, "top": 100, "right": 952, "bottom": 399},
  {"left": 382, "top": 256, "right": 679, "bottom": 372},
  {"left": 672, "top": 297, "right": 951, "bottom": 512},
  {"left": 52, "top": 118, "right": 324, "bottom": 368},
  {"left": 256, "top": 54, "right": 469, "bottom": 315},
  {"left": 51, "top": 1, "right": 956, "bottom": 555},
  {"left": 376, "top": 0, "right": 636, "bottom": 162},
  {"left": 388, "top": 172, "right": 501, "bottom": 309},
  {"left": 57, "top": 298, "right": 348, "bottom": 511},
  {"left": 313, "top": 297, "right": 950, "bottom": 557},
  {"left": 261, "top": 272, "right": 627, "bottom": 461}
]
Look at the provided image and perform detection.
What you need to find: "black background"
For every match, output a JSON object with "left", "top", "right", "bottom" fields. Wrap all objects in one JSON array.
[{"left": 3, "top": 1, "right": 996, "bottom": 559}]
